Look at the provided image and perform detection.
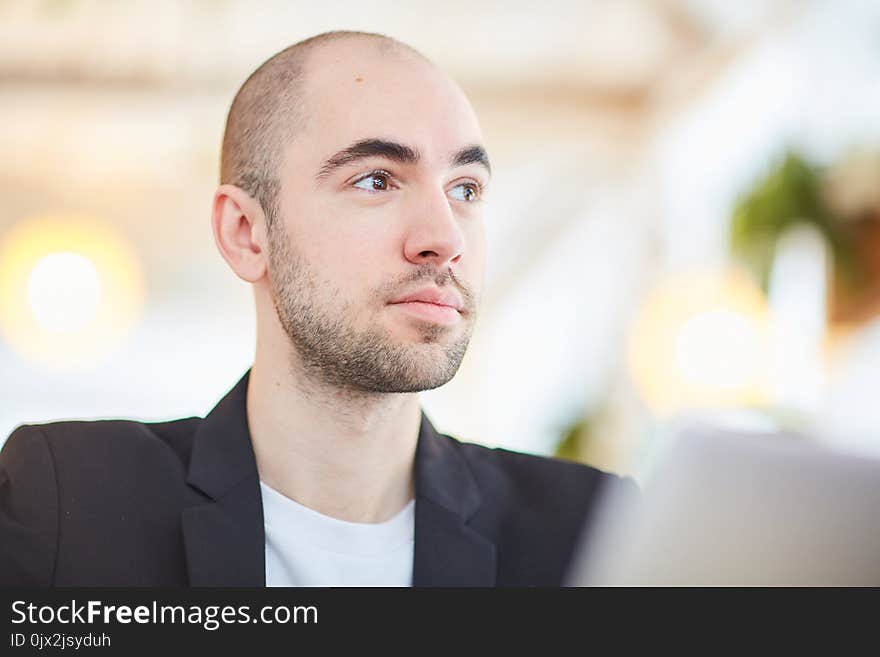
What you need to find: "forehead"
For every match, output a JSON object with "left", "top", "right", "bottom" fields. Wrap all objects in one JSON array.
[{"left": 292, "top": 40, "right": 484, "bottom": 166}]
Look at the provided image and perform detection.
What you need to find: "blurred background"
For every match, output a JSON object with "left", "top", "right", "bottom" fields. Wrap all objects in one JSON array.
[{"left": 1, "top": 0, "right": 879, "bottom": 479}]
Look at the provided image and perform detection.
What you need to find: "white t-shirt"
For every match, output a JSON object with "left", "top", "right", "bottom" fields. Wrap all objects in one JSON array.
[{"left": 260, "top": 481, "right": 415, "bottom": 587}]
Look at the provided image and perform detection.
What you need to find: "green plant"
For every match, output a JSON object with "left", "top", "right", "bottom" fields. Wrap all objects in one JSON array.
[{"left": 730, "top": 151, "right": 857, "bottom": 291}]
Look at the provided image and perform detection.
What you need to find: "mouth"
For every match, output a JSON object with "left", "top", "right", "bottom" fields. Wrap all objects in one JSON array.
[
  {"left": 388, "top": 285, "right": 466, "bottom": 325},
  {"left": 388, "top": 300, "right": 462, "bottom": 325}
]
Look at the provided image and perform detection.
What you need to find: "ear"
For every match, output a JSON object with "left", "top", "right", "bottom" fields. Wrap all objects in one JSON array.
[{"left": 211, "top": 184, "right": 269, "bottom": 283}]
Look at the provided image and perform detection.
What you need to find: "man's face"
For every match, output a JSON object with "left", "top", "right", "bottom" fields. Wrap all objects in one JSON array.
[{"left": 267, "top": 43, "right": 489, "bottom": 393}]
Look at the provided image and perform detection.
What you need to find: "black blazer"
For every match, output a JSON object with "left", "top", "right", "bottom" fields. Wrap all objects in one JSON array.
[{"left": 0, "top": 370, "right": 635, "bottom": 586}]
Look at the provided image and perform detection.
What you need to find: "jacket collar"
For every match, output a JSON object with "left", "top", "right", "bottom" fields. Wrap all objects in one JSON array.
[
  {"left": 182, "top": 369, "right": 496, "bottom": 587},
  {"left": 412, "top": 413, "right": 496, "bottom": 586},
  {"left": 183, "top": 370, "right": 265, "bottom": 586}
]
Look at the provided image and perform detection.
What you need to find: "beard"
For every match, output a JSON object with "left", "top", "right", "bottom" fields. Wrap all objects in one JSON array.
[{"left": 266, "top": 223, "right": 476, "bottom": 394}]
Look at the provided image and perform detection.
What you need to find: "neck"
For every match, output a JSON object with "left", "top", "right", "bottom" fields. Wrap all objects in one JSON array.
[{"left": 247, "top": 340, "right": 421, "bottom": 524}]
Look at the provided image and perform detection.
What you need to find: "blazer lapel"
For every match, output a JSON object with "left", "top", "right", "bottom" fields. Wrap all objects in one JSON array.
[
  {"left": 182, "top": 371, "right": 266, "bottom": 586},
  {"left": 413, "top": 415, "right": 496, "bottom": 586}
]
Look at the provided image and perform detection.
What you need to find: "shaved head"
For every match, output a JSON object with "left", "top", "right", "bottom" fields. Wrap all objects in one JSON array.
[{"left": 220, "top": 31, "right": 427, "bottom": 226}]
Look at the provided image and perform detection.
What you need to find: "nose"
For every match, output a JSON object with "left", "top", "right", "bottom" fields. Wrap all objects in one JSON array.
[{"left": 402, "top": 185, "right": 466, "bottom": 268}]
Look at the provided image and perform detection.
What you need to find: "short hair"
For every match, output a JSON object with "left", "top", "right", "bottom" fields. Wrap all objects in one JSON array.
[{"left": 220, "top": 31, "right": 424, "bottom": 227}]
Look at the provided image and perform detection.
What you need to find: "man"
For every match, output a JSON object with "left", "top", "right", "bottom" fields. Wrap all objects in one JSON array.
[{"left": 0, "top": 31, "right": 635, "bottom": 586}]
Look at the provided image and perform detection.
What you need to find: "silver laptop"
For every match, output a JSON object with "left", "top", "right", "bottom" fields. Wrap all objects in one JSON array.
[{"left": 567, "top": 426, "right": 880, "bottom": 586}]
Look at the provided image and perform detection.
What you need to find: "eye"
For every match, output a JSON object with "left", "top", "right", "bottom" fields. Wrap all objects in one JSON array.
[
  {"left": 449, "top": 182, "right": 481, "bottom": 202},
  {"left": 353, "top": 170, "right": 393, "bottom": 192}
]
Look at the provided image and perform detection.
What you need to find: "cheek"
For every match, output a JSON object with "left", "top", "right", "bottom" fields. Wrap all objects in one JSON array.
[
  {"left": 291, "top": 209, "right": 396, "bottom": 304},
  {"left": 463, "top": 220, "right": 487, "bottom": 288},
  {"left": 299, "top": 193, "right": 399, "bottom": 249}
]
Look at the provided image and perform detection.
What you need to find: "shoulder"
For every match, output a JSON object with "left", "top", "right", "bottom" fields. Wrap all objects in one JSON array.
[
  {"left": 452, "top": 436, "right": 629, "bottom": 504},
  {"left": 444, "top": 434, "right": 638, "bottom": 531},
  {"left": 1, "top": 416, "right": 203, "bottom": 509},
  {"left": 442, "top": 435, "right": 637, "bottom": 585},
  {"left": 2, "top": 415, "right": 202, "bottom": 472}
]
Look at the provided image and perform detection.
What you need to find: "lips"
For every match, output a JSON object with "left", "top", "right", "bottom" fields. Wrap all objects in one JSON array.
[{"left": 389, "top": 287, "right": 464, "bottom": 312}]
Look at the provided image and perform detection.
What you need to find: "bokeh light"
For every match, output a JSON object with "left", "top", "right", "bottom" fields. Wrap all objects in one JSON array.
[
  {"left": 0, "top": 215, "right": 144, "bottom": 369},
  {"left": 627, "top": 268, "right": 770, "bottom": 415},
  {"left": 27, "top": 252, "right": 102, "bottom": 333}
]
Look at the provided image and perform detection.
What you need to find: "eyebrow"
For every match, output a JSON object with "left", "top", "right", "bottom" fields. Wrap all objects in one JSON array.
[
  {"left": 452, "top": 145, "right": 491, "bottom": 175},
  {"left": 316, "top": 138, "right": 491, "bottom": 181}
]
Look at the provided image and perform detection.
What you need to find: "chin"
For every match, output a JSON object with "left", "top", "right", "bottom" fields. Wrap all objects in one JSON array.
[
  {"left": 392, "top": 369, "right": 460, "bottom": 393},
  {"left": 392, "top": 320, "right": 462, "bottom": 345}
]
